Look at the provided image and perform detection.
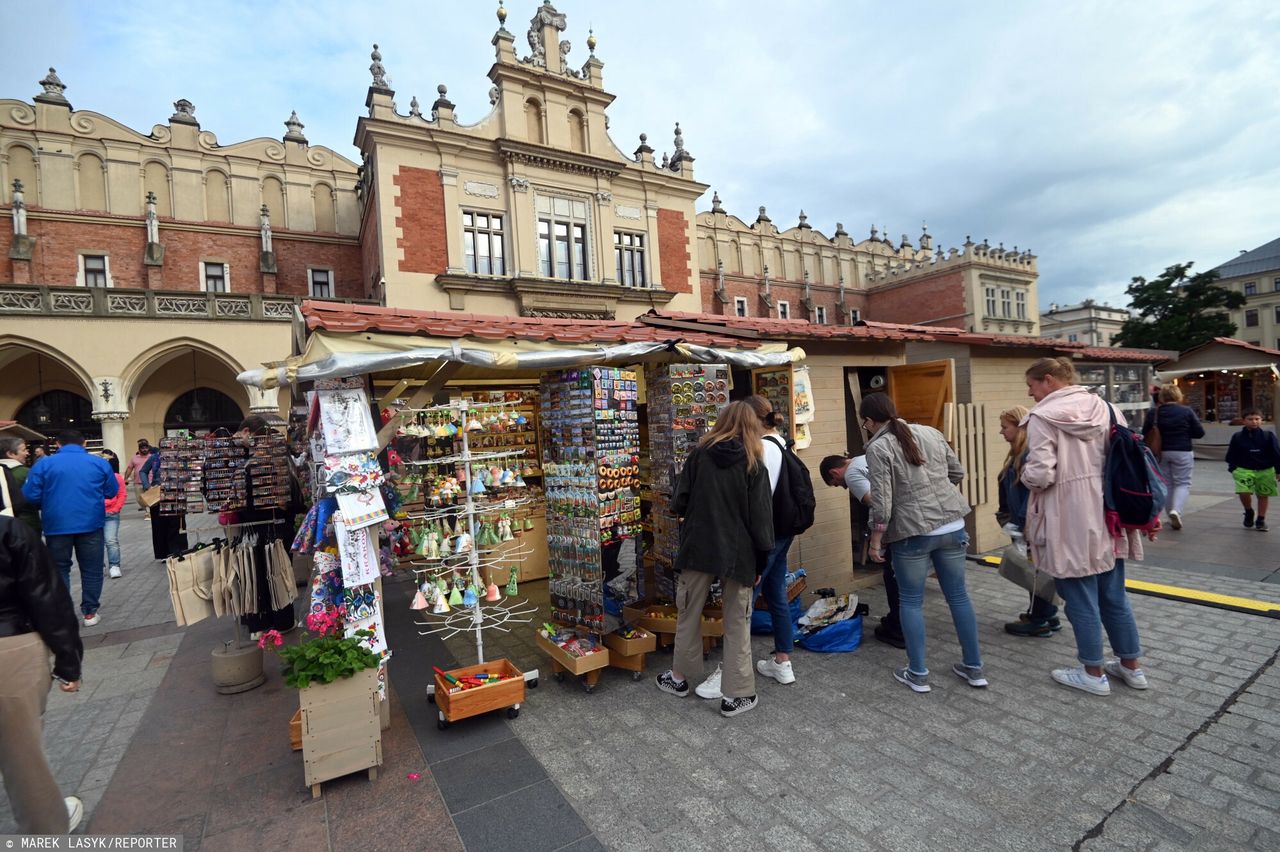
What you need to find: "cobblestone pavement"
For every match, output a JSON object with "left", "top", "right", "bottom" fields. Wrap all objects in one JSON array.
[{"left": 5, "top": 493, "right": 1280, "bottom": 851}]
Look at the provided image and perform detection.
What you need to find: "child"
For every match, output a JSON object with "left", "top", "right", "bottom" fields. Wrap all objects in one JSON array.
[
  {"left": 996, "top": 406, "right": 1061, "bottom": 637},
  {"left": 1226, "top": 409, "right": 1280, "bottom": 532}
]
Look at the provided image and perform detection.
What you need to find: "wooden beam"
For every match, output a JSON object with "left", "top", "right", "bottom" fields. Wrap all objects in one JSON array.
[
  {"left": 377, "top": 379, "right": 411, "bottom": 410},
  {"left": 375, "top": 361, "right": 463, "bottom": 451}
]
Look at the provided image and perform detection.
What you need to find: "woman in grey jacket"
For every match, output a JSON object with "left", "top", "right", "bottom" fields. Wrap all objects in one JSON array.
[{"left": 863, "top": 393, "right": 986, "bottom": 693}]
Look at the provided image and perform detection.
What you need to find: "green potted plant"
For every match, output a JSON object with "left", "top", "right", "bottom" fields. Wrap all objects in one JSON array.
[{"left": 261, "top": 609, "right": 383, "bottom": 797}]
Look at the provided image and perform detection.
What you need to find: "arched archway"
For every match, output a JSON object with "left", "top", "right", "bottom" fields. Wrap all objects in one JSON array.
[
  {"left": 164, "top": 387, "right": 244, "bottom": 434},
  {"left": 14, "top": 390, "right": 95, "bottom": 439},
  {"left": 0, "top": 341, "right": 97, "bottom": 442}
]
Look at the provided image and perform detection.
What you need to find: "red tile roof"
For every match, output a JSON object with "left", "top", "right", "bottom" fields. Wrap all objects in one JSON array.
[{"left": 1210, "top": 337, "right": 1280, "bottom": 358}]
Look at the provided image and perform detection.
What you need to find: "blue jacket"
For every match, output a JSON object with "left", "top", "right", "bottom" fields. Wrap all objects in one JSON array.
[
  {"left": 1142, "top": 403, "right": 1205, "bottom": 452},
  {"left": 996, "top": 453, "right": 1029, "bottom": 530},
  {"left": 1226, "top": 427, "right": 1280, "bottom": 472},
  {"left": 21, "top": 446, "right": 118, "bottom": 535}
]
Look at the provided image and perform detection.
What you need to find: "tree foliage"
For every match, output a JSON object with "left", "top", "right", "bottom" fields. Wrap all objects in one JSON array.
[{"left": 1113, "top": 262, "right": 1244, "bottom": 351}]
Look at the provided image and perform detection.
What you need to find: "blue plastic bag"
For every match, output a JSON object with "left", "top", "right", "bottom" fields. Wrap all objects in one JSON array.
[
  {"left": 750, "top": 596, "right": 804, "bottom": 634},
  {"left": 796, "top": 615, "right": 862, "bottom": 652}
]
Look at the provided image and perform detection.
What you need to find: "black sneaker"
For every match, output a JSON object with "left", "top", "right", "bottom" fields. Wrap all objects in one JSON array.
[
  {"left": 720, "top": 695, "right": 758, "bottom": 717},
  {"left": 1244, "top": 508, "right": 1256, "bottom": 528},
  {"left": 1019, "top": 612, "right": 1061, "bottom": 632},
  {"left": 873, "top": 623, "right": 907, "bottom": 649},
  {"left": 1256, "top": 518, "right": 1268, "bottom": 532},
  {"left": 655, "top": 671, "right": 688, "bottom": 697},
  {"left": 1005, "top": 619, "right": 1052, "bottom": 638}
]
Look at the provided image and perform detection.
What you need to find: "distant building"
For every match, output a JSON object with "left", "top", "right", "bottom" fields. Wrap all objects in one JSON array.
[
  {"left": 1039, "top": 300, "right": 1130, "bottom": 347},
  {"left": 1209, "top": 236, "right": 1280, "bottom": 352}
]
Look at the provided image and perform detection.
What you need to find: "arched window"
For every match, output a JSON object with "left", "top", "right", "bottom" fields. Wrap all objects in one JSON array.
[
  {"left": 313, "top": 183, "right": 336, "bottom": 233},
  {"left": 524, "top": 98, "right": 544, "bottom": 145},
  {"left": 204, "top": 170, "right": 230, "bottom": 223},
  {"left": 568, "top": 109, "right": 586, "bottom": 152},
  {"left": 77, "top": 153, "right": 107, "bottom": 211},
  {"left": 164, "top": 388, "right": 244, "bottom": 434},
  {"left": 16, "top": 390, "right": 96, "bottom": 438},
  {"left": 5, "top": 145, "right": 38, "bottom": 205},
  {"left": 262, "top": 176, "right": 285, "bottom": 227},
  {"left": 143, "top": 161, "right": 172, "bottom": 217}
]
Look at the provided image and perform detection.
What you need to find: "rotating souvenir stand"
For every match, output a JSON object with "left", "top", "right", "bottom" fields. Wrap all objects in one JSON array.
[
  {"left": 404, "top": 400, "right": 539, "bottom": 728},
  {"left": 629, "top": 364, "right": 730, "bottom": 652},
  {"left": 538, "top": 368, "right": 644, "bottom": 690}
]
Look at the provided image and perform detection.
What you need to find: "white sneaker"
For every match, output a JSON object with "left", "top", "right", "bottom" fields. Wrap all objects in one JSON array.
[
  {"left": 1051, "top": 666, "right": 1110, "bottom": 695},
  {"left": 66, "top": 796, "right": 83, "bottom": 832},
  {"left": 83, "top": 613, "right": 100, "bottom": 628},
  {"left": 694, "top": 665, "right": 723, "bottom": 700},
  {"left": 1103, "top": 660, "right": 1150, "bottom": 690},
  {"left": 756, "top": 657, "right": 796, "bottom": 684},
  {"left": 108, "top": 565, "right": 122, "bottom": 579},
  {"left": 1169, "top": 510, "right": 1182, "bottom": 530}
]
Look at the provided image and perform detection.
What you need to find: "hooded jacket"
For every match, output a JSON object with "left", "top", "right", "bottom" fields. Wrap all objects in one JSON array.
[
  {"left": 1225, "top": 426, "right": 1280, "bottom": 472},
  {"left": 1021, "top": 385, "right": 1115, "bottom": 579},
  {"left": 0, "top": 516, "right": 83, "bottom": 681},
  {"left": 865, "top": 421, "right": 969, "bottom": 544},
  {"left": 672, "top": 439, "right": 775, "bottom": 587}
]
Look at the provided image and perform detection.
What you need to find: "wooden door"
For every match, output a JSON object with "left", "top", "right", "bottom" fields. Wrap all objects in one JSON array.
[{"left": 887, "top": 359, "right": 954, "bottom": 433}]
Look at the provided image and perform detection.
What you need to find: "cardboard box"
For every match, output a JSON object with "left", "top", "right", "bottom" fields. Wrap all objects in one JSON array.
[{"left": 536, "top": 632, "right": 610, "bottom": 675}]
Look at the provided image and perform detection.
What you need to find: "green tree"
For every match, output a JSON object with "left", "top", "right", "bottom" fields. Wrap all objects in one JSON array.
[{"left": 1113, "top": 262, "right": 1244, "bottom": 351}]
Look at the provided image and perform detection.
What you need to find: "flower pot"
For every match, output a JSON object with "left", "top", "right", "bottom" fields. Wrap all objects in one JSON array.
[{"left": 299, "top": 665, "right": 382, "bottom": 796}]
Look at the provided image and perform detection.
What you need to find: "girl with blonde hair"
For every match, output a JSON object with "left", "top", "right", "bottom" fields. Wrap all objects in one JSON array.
[
  {"left": 656, "top": 400, "right": 775, "bottom": 717},
  {"left": 996, "top": 405, "right": 1060, "bottom": 637}
]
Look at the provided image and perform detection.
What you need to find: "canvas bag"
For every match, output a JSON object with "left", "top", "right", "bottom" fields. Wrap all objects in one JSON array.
[
  {"left": 166, "top": 546, "right": 216, "bottom": 626},
  {"left": 1142, "top": 404, "right": 1163, "bottom": 456},
  {"left": 996, "top": 543, "right": 1059, "bottom": 605},
  {"left": 137, "top": 485, "right": 163, "bottom": 509}
]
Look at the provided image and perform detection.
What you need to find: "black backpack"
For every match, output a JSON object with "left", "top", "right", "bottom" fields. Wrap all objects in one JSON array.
[
  {"left": 764, "top": 435, "right": 816, "bottom": 537},
  {"left": 1103, "top": 405, "right": 1168, "bottom": 534}
]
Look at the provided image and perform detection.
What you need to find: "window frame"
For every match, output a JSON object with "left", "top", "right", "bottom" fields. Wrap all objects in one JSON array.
[
  {"left": 1245, "top": 308, "right": 1259, "bottom": 328},
  {"left": 535, "top": 194, "right": 591, "bottom": 281},
  {"left": 462, "top": 209, "right": 506, "bottom": 276},
  {"left": 1244, "top": 281, "right": 1258, "bottom": 296},
  {"left": 308, "top": 267, "right": 334, "bottom": 299},
  {"left": 201, "top": 260, "right": 229, "bottom": 294},
  {"left": 999, "top": 288, "right": 1012, "bottom": 319},
  {"left": 613, "top": 230, "right": 648, "bottom": 288},
  {"left": 850, "top": 308, "right": 861, "bottom": 323},
  {"left": 984, "top": 287, "right": 997, "bottom": 317},
  {"left": 1273, "top": 277, "right": 1280, "bottom": 292},
  {"left": 1015, "top": 290, "right": 1027, "bottom": 320},
  {"left": 777, "top": 300, "right": 791, "bottom": 320},
  {"left": 79, "top": 253, "right": 111, "bottom": 289},
  {"left": 1273, "top": 305, "right": 1280, "bottom": 325},
  {"left": 814, "top": 305, "right": 827, "bottom": 325},
  {"left": 734, "top": 296, "right": 749, "bottom": 318}
]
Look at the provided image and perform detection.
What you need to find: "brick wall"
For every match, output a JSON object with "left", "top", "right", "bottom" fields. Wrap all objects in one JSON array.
[
  {"left": 273, "top": 237, "right": 362, "bottom": 299},
  {"left": 867, "top": 269, "right": 966, "bottom": 328},
  {"left": 393, "top": 167, "right": 447, "bottom": 275},
  {"left": 698, "top": 273, "right": 867, "bottom": 322},
  {"left": 656, "top": 209, "right": 692, "bottom": 294},
  {"left": 360, "top": 190, "right": 380, "bottom": 299}
]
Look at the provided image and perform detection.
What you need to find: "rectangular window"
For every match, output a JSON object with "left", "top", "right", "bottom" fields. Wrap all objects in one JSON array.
[
  {"left": 463, "top": 210, "right": 505, "bottom": 276},
  {"left": 536, "top": 195, "right": 589, "bottom": 281},
  {"left": 1068, "top": 333, "right": 1079, "bottom": 342},
  {"left": 83, "top": 255, "right": 108, "bottom": 288},
  {"left": 203, "top": 262, "right": 228, "bottom": 293},
  {"left": 1000, "top": 288, "right": 1012, "bottom": 318},
  {"left": 1273, "top": 277, "right": 1280, "bottom": 292},
  {"left": 814, "top": 306, "right": 827, "bottom": 324},
  {"left": 1244, "top": 281, "right": 1258, "bottom": 296},
  {"left": 778, "top": 301, "right": 790, "bottom": 320},
  {"left": 1274, "top": 305, "right": 1280, "bottom": 324},
  {"left": 985, "top": 287, "right": 997, "bottom": 316},
  {"left": 1015, "top": 290, "right": 1027, "bottom": 319},
  {"left": 309, "top": 269, "right": 332, "bottom": 299},
  {"left": 613, "top": 231, "right": 647, "bottom": 288},
  {"left": 734, "top": 297, "right": 748, "bottom": 318},
  {"left": 850, "top": 309, "right": 861, "bottom": 323},
  {"left": 1245, "top": 308, "right": 1259, "bottom": 327}
]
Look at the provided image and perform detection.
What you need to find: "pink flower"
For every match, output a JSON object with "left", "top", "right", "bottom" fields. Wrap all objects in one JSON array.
[{"left": 257, "top": 629, "right": 284, "bottom": 649}]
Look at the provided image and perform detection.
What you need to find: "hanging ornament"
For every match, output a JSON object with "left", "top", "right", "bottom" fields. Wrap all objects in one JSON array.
[
  {"left": 410, "top": 589, "right": 428, "bottom": 610},
  {"left": 523, "top": 516, "right": 535, "bottom": 531},
  {"left": 470, "top": 472, "right": 487, "bottom": 495},
  {"left": 485, "top": 581, "right": 502, "bottom": 602},
  {"left": 506, "top": 566, "right": 519, "bottom": 596},
  {"left": 462, "top": 583, "right": 478, "bottom": 608},
  {"left": 432, "top": 590, "right": 451, "bottom": 614},
  {"left": 448, "top": 582, "right": 464, "bottom": 606}
]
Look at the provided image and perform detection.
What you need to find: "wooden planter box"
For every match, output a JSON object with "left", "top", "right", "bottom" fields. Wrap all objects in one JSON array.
[
  {"left": 434, "top": 658, "right": 525, "bottom": 725},
  {"left": 289, "top": 709, "right": 302, "bottom": 751},
  {"left": 299, "top": 666, "right": 382, "bottom": 797},
  {"left": 536, "top": 632, "right": 609, "bottom": 675},
  {"left": 604, "top": 629, "right": 656, "bottom": 657}
]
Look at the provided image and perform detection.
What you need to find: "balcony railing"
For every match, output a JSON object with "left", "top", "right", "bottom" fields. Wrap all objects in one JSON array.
[{"left": 0, "top": 285, "right": 378, "bottom": 322}]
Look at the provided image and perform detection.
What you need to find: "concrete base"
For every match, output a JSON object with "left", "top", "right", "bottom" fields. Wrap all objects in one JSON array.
[{"left": 211, "top": 643, "right": 266, "bottom": 694}]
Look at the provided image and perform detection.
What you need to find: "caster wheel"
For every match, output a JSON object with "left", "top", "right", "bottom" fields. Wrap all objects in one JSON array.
[
  {"left": 427, "top": 693, "right": 435, "bottom": 704},
  {"left": 631, "top": 672, "right": 642, "bottom": 681},
  {"left": 584, "top": 685, "right": 594, "bottom": 694},
  {"left": 529, "top": 678, "right": 539, "bottom": 689},
  {"left": 437, "top": 718, "right": 449, "bottom": 730},
  {"left": 507, "top": 707, "right": 520, "bottom": 719},
  {"left": 554, "top": 672, "right": 565, "bottom": 682}
]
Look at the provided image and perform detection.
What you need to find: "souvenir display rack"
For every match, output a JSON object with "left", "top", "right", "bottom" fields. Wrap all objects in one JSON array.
[
  {"left": 536, "top": 367, "right": 643, "bottom": 690},
  {"left": 157, "top": 435, "right": 208, "bottom": 516},
  {"left": 752, "top": 365, "right": 795, "bottom": 442},
  {"left": 400, "top": 398, "right": 539, "bottom": 727}
]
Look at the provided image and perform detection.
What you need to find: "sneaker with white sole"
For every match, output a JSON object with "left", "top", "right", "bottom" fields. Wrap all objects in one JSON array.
[
  {"left": 66, "top": 796, "right": 83, "bottom": 832},
  {"left": 756, "top": 657, "right": 796, "bottom": 684},
  {"left": 893, "top": 667, "right": 931, "bottom": 693},
  {"left": 655, "top": 670, "right": 689, "bottom": 697},
  {"left": 83, "top": 613, "right": 100, "bottom": 627},
  {"left": 951, "top": 663, "right": 989, "bottom": 688},
  {"left": 1103, "top": 660, "right": 1149, "bottom": 690},
  {"left": 1168, "top": 510, "right": 1182, "bottom": 530},
  {"left": 695, "top": 665, "right": 723, "bottom": 699},
  {"left": 1051, "top": 666, "right": 1110, "bottom": 695},
  {"left": 719, "top": 694, "right": 758, "bottom": 717},
  {"left": 108, "top": 565, "right": 122, "bottom": 579}
]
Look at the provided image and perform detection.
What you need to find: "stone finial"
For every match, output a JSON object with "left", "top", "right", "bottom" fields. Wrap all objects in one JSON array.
[
  {"left": 587, "top": 27, "right": 597, "bottom": 55},
  {"left": 432, "top": 84, "right": 455, "bottom": 115},
  {"left": 834, "top": 222, "right": 847, "bottom": 237},
  {"left": 409, "top": 96, "right": 423, "bottom": 118},
  {"left": 798, "top": 210, "right": 811, "bottom": 229},
  {"left": 488, "top": 86, "right": 499, "bottom": 106},
  {"left": 635, "top": 132, "right": 653, "bottom": 155},
  {"left": 11, "top": 179, "right": 28, "bottom": 237},
  {"left": 870, "top": 224, "right": 878, "bottom": 240},
  {"left": 669, "top": 122, "right": 694, "bottom": 169},
  {"left": 169, "top": 99, "right": 198, "bottom": 125},
  {"left": 756, "top": 206, "right": 771, "bottom": 224},
  {"left": 711, "top": 191, "right": 724, "bottom": 214},
  {"left": 144, "top": 191, "right": 160, "bottom": 243},
  {"left": 660, "top": 152, "right": 669, "bottom": 169},
  {"left": 35, "top": 67, "right": 69, "bottom": 106},
  {"left": 283, "top": 111, "right": 307, "bottom": 143},
  {"left": 370, "top": 44, "right": 391, "bottom": 91},
  {"left": 497, "top": 0, "right": 507, "bottom": 25}
]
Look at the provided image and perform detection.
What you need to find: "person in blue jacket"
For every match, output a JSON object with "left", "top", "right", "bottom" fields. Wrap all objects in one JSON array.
[
  {"left": 21, "top": 430, "right": 118, "bottom": 627},
  {"left": 1141, "top": 384, "right": 1205, "bottom": 530},
  {"left": 1226, "top": 409, "right": 1280, "bottom": 532}
]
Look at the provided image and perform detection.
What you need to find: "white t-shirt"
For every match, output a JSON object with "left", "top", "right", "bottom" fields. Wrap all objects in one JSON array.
[
  {"left": 762, "top": 433, "right": 784, "bottom": 494},
  {"left": 844, "top": 455, "right": 871, "bottom": 502}
]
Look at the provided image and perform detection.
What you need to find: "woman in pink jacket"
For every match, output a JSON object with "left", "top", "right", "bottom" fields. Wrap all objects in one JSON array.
[
  {"left": 101, "top": 450, "right": 127, "bottom": 579},
  {"left": 1021, "top": 357, "right": 1148, "bottom": 697}
]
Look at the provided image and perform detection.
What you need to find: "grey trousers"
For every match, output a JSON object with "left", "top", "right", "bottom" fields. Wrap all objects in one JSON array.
[
  {"left": 673, "top": 571, "right": 756, "bottom": 699},
  {"left": 0, "top": 633, "right": 69, "bottom": 833}
]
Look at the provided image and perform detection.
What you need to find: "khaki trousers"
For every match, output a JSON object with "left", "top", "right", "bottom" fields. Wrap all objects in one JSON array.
[
  {"left": 673, "top": 571, "right": 756, "bottom": 699},
  {"left": 0, "top": 633, "right": 68, "bottom": 834}
]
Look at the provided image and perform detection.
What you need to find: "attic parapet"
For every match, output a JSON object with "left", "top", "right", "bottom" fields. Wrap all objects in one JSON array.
[{"left": 865, "top": 236, "right": 1036, "bottom": 285}]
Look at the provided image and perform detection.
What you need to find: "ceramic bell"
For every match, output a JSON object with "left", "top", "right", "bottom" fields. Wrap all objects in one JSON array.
[
  {"left": 523, "top": 516, "right": 535, "bottom": 531},
  {"left": 470, "top": 473, "right": 487, "bottom": 495},
  {"left": 485, "top": 581, "right": 502, "bottom": 602},
  {"left": 500, "top": 468, "right": 516, "bottom": 487},
  {"left": 505, "top": 567, "right": 519, "bottom": 596},
  {"left": 514, "top": 474, "right": 526, "bottom": 488},
  {"left": 462, "top": 584, "right": 478, "bottom": 608},
  {"left": 454, "top": 532, "right": 473, "bottom": 554},
  {"left": 432, "top": 590, "right": 451, "bottom": 614},
  {"left": 410, "top": 590, "right": 428, "bottom": 610},
  {"left": 448, "top": 583, "right": 464, "bottom": 606},
  {"left": 515, "top": 413, "right": 528, "bottom": 426}
]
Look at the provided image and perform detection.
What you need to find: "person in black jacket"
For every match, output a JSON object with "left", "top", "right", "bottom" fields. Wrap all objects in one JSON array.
[
  {"left": 0, "top": 507, "right": 85, "bottom": 833},
  {"left": 655, "top": 401, "right": 774, "bottom": 718},
  {"left": 1226, "top": 409, "right": 1280, "bottom": 531},
  {"left": 1142, "top": 384, "right": 1205, "bottom": 530}
]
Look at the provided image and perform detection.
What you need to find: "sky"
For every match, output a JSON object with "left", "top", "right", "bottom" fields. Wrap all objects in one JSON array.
[{"left": 4, "top": 0, "right": 1279, "bottom": 310}]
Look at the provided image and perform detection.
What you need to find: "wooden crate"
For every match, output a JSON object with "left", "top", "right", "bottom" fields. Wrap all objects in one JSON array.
[
  {"left": 624, "top": 603, "right": 725, "bottom": 637},
  {"left": 434, "top": 658, "right": 525, "bottom": 724},
  {"left": 604, "top": 629, "right": 656, "bottom": 657},
  {"left": 300, "top": 667, "right": 382, "bottom": 795},
  {"left": 289, "top": 709, "right": 302, "bottom": 752},
  {"left": 536, "top": 632, "right": 609, "bottom": 675},
  {"left": 754, "top": 575, "right": 807, "bottom": 610}
]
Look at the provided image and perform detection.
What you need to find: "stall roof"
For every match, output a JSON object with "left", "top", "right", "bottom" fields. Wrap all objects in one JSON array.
[
  {"left": 0, "top": 421, "right": 46, "bottom": 442},
  {"left": 1155, "top": 337, "right": 1280, "bottom": 378}
]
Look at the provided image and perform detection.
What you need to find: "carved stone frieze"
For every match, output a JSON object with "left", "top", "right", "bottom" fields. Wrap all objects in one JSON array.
[
  {"left": 214, "top": 298, "right": 252, "bottom": 318},
  {"left": 155, "top": 296, "right": 209, "bottom": 317},
  {"left": 50, "top": 292, "right": 93, "bottom": 313},
  {"left": 463, "top": 180, "right": 500, "bottom": 198},
  {"left": 0, "top": 289, "right": 42, "bottom": 312},
  {"left": 508, "top": 177, "right": 530, "bottom": 193},
  {"left": 614, "top": 205, "right": 642, "bottom": 221},
  {"left": 106, "top": 294, "right": 148, "bottom": 314}
]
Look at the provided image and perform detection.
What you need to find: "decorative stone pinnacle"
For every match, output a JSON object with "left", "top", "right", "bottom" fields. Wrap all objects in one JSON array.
[
  {"left": 587, "top": 27, "right": 596, "bottom": 54},
  {"left": 798, "top": 210, "right": 811, "bottom": 229},
  {"left": 757, "top": 206, "right": 770, "bottom": 223},
  {"left": 497, "top": 0, "right": 507, "bottom": 24},
  {"left": 409, "top": 96, "right": 422, "bottom": 118},
  {"left": 36, "top": 67, "right": 69, "bottom": 104},
  {"left": 711, "top": 191, "right": 723, "bottom": 213},
  {"left": 835, "top": 222, "right": 847, "bottom": 237},
  {"left": 370, "top": 43, "right": 391, "bottom": 91},
  {"left": 432, "top": 84, "right": 454, "bottom": 113},
  {"left": 169, "top": 99, "right": 198, "bottom": 125},
  {"left": 283, "top": 110, "right": 307, "bottom": 142},
  {"left": 870, "top": 224, "right": 878, "bottom": 239},
  {"left": 673, "top": 122, "right": 684, "bottom": 151}
]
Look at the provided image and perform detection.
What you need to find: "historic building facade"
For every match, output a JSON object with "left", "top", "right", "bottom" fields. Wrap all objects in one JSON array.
[
  {"left": 1039, "top": 299, "right": 1130, "bottom": 347},
  {"left": 0, "top": 69, "right": 366, "bottom": 454},
  {"left": 1210, "top": 236, "right": 1280, "bottom": 352}
]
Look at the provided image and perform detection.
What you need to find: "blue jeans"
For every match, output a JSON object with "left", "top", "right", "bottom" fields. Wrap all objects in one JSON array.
[
  {"left": 45, "top": 529, "right": 105, "bottom": 617},
  {"left": 1054, "top": 559, "right": 1142, "bottom": 667},
  {"left": 890, "top": 529, "right": 982, "bottom": 675},
  {"left": 752, "top": 535, "right": 795, "bottom": 654},
  {"left": 104, "top": 512, "right": 121, "bottom": 567}
]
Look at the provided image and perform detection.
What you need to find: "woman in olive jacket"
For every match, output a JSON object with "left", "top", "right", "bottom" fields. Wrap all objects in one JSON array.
[{"left": 655, "top": 401, "right": 775, "bottom": 718}]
